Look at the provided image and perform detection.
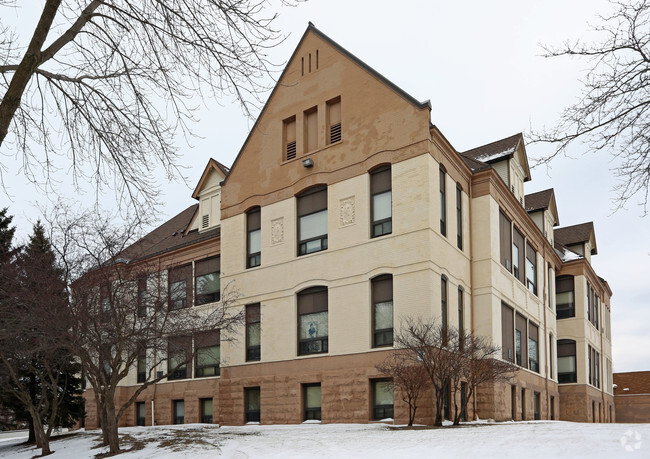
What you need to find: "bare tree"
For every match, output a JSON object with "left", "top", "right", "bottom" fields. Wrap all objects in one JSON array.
[
  {"left": 457, "top": 332, "right": 517, "bottom": 424},
  {"left": 47, "top": 205, "right": 243, "bottom": 454},
  {"left": 0, "top": 1, "right": 297, "bottom": 211},
  {"left": 531, "top": 0, "right": 650, "bottom": 214},
  {"left": 376, "top": 350, "right": 430, "bottom": 426}
]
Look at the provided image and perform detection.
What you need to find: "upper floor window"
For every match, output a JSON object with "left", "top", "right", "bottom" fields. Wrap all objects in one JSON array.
[
  {"left": 370, "top": 166, "right": 392, "bottom": 238},
  {"left": 283, "top": 116, "right": 297, "bottom": 161},
  {"left": 525, "top": 242, "right": 537, "bottom": 295},
  {"left": 137, "top": 277, "right": 147, "bottom": 317},
  {"left": 556, "top": 275, "right": 575, "bottom": 319},
  {"left": 136, "top": 344, "right": 146, "bottom": 383},
  {"left": 557, "top": 339, "right": 577, "bottom": 383},
  {"left": 372, "top": 275, "right": 393, "bottom": 347},
  {"left": 246, "top": 303, "right": 261, "bottom": 361},
  {"left": 169, "top": 264, "right": 192, "bottom": 310},
  {"left": 458, "top": 286, "right": 464, "bottom": 349},
  {"left": 297, "top": 186, "right": 328, "bottom": 256},
  {"left": 195, "top": 257, "right": 220, "bottom": 305},
  {"left": 439, "top": 167, "right": 447, "bottom": 236},
  {"left": 499, "top": 211, "right": 512, "bottom": 271},
  {"left": 168, "top": 336, "right": 191, "bottom": 380},
  {"left": 327, "top": 97, "right": 342, "bottom": 144},
  {"left": 515, "top": 312, "right": 528, "bottom": 368},
  {"left": 304, "top": 106, "right": 318, "bottom": 153},
  {"left": 456, "top": 185, "right": 463, "bottom": 250},
  {"left": 589, "top": 345, "right": 601, "bottom": 388},
  {"left": 528, "top": 322, "right": 539, "bottom": 373},
  {"left": 512, "top": 226, "right": 525, "bottom": 283},
  {"left": 587, "top": 282, "right": 600, "bottom": 330},
  {"left": 195, "top": 330, "right": 220, "bottom": 378},
  {"left": 297, "top": 287, "right": 328, "bottom": 355},
  {"left": 246, "top": 207, "right": 261, "bottom": 268}
]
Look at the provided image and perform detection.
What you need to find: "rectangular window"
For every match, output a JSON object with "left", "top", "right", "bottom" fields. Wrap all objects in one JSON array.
[
  {"left": 512, "top": 227, "right": 525, "bottom": 283},
  {"left": 528, "top": 322, "right": 539, "bottom": 373},
  {"left": 303, "top": 383, "right": 322, "bottom": 421},
  {"left": 194, "top": 330, "right": 220, "bottom": 377},
  {"left": 246, "top": 303, "right": 261, "bottom": 361},
  {"left": 456, "top": 185, "right": 463, "bottom": 249},
  {"left": 549, "top": 333, "right": 554, "bottom": 379},
  {"left": 556, "top": 276, "right": 575, "bottom": 319},
  {"left": 499, "top": 211, "right": 512, "bottom": 271},
  {"left": 534, "top": 392, "right": 540, "bottom": 420},
  {"left": 443, "top": 380, "right": 451, "bottom": 420},
  {"left": 297, "top": 186, "right": 328, "bottom": 255},
  {"left": 515, "top": 313, "right": 528, "bottom": 368},
  {"left": 521, "top": 388, "right": 526, "bottom": 420},
  {"left": 439, "top": 168, "right": 446, "bottom": 236},
  {"left": 557, "top": 339, "right": 577, "bottom": 383},
  {"left": 441, "top": 276, "right": 448, "bottom": 343},
  {"left": 136, "top": 349, "right": 146, "bottom": 383},
  {"left": 195, "top": 257, "right": 220, "bottom": 305},
  {"left": 371, "top": 167, "right": 392, "bottom": 237},
  {"left": 298, "top": 287, "right": 328, "bottom": 355},
  {"left": 137, "top": 277, "right": 147, "bottom": 317},
  {"left": 372, "top": 275, "right": 393, "bottom": 347},
  {"left": 245, "top": 387, "right": 261, "bottom": 423},
  {"left": 304, "top": 106, "right": 318, "bottom": 153},
  {"left": 173, "top": 400, "right": 184, "bottom": 424},
  {"left": 100, "top": 284, "right": 110, "bottom": 322},
  {"left": 458, "top": 287, "right": 464, "bottom": 350},
  {"left": 327, "top": 97, "right": 342, "bottom": 144},
  {"left": 169, "top": 264, "right": 192, "bottom": 310},
  {"left": 550, "top": 396, "right": 555, "bottom": 420},
  {"left": 588, "top": 345, "right": 593, "bottom": 386},
  {"left": 460, "top": 382, "right": 467, "bottom": 422},
  {"left": 372, "top": 379, "right": 394, "bottom": 420},
  {"left": 501, "top": 303, "right": 514, "bottom": 362},
  {"left": 200, "top": 398, "right": 213, "bottom": 424},
  {"left": 247, "top": 208, "right": 261, "bottom": 268},
  {"left": 167, "top": 336, "right": 191, "bottom": 380},
  {"left": 284, "top": 116, "right": 297, "bottom": 161},
  {"left": 136, "top": 402, "right": 146, "bottom": 426},
  {"left": 526, "top": 242, "right": 537, "bottom": 294}
]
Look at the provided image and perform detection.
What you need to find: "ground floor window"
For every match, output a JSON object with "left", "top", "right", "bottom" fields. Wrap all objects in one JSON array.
[
  {"left": 201, "top": 398, "right": 213, "bottom": 424},
  {"left": 533, "top": 392, "right": 540, "bottom": 420},
  {"left": 521, "top": 388, "right": 526, "bottom": 420},
  {"left": 245, "top": 387, "right": 261, "bottom": 423},
  {"left": 460, "top": 382, "right": 467, "bottom": 422},
  {"left": 303, "top": 384, "right": 322, "bottom": 421},
  {"left": 550, "top": 396, "right": 555, "bottom": 420},
  {"left": 173, "top": 400, "right": 184, "bottom": 425},
  {"left": 372, "top": 379, "right": 394, "bottom": 421},
  {"left": 136, "top": 402, "right": 146, "bottom": 426}
]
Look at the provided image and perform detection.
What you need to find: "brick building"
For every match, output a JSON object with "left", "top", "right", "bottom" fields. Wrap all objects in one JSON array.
[
  {"left": 82, "top": 24, "right": 614, "bottom": 427},
  {"left": 614, "top": 371, "right": 650, "bottom": 423}
]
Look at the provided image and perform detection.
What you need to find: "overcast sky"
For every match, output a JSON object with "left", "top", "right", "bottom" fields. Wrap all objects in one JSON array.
[{"left": 2, "top": 1, "right": 649, "bottom": 372}]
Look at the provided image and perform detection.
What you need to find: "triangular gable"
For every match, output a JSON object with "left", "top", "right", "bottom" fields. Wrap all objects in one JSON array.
[
  {"left": 192, "top": 158, "right": 229, "bottom": 200},
  {"left": 222, "top": 23, "right": 430, "bottom": 187}
]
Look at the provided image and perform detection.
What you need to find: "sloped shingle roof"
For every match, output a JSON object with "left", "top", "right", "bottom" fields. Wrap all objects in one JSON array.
[
  {"left": 461, "top": 133, "right": 523, "bottom": 164},
  {"left": 525, "top": 189, "right": 554, "bottom": 212},
  {"left": 554, "top": 222, "right": 595, "bottom": 247},
  {"left": 119, "top": 205, "right": 219, "bottom": 262}
]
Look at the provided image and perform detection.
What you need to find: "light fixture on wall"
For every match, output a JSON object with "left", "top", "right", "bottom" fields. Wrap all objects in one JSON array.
[{"left": 302, "top": 158, "right": 314, "bottom": 168}]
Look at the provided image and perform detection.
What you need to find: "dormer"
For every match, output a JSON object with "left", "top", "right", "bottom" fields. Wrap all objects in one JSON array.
[
  {"left": 555, "top": 222, "right": 597, "bottom": 264},
  {"left": 525, "top": 188, "right": 559, "bottom": 245},
  {"left": 460, "top": 133, "right": 531, "bottom": 208},
  {"left": 190, "top": 159, "right": 230, "bottom": 232}
]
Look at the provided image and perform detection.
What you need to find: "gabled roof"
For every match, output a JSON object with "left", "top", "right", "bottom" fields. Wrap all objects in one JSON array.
[
  {"left": 192, "top": 158, "right": 230, "bottom": 200},
  {"left": 222, "top": 23, "right": 430, "bottom": 186},
  {"left": 460, "top": 155, "right": 490, "bottom": 172},
  {"left": 119, "top": 205, "right": 219, "bottom": 262},
  {"left": 525, "top": 188, "right": 560, "bottom": 226},
  {"left": 554, "top": 241, "right": 583, "bottom": 263},
  {"left": 461, "top": 133, "right": 531, "bottom": 181},
  {"left": 554, "top": 222, "right": 596, "bottom": 249}
]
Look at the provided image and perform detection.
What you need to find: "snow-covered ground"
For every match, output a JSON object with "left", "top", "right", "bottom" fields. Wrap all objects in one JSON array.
[{"left": 0, "top": 421, "right": 648, "bottom": 458}]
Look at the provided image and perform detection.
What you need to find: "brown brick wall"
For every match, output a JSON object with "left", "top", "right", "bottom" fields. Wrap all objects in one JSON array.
[
  {"left": 558, "top": 384, "right": 614, "bottom": 423},
  {"left": 614, "top": 395, "right": 650, "bottom": 423}
]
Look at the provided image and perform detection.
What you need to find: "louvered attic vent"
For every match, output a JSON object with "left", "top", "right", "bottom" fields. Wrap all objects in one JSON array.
[
  {"left": 286, "top": 140, "right": 297, "bottom": 160},
  {"left": 330, "top": 122, "right": 341, "bottom": 144},
  {"left": 202, "top": 214, "right": 209, "bottom": 228}
]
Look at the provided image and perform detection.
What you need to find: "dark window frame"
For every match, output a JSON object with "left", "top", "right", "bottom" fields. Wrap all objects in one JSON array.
[
  {"left": 194, "top": 330, "right": 220, "bottom": 378},
  {"left": 456, "top": 184, "right": 463, "bottom": 249},
  {"left": 371, "top": 379, "right": 394, "bottom": 421},
  {"left": 458, "top": 286, "right": 464, "bottom": 351},
  {"left": 297, "top": 186, "right": 328, "bottom": 256},
  {"left": 173, "top": 399, "right": 184, "bottom": 425},
  {"left": 441, "top": 275, "right": 448, "bottom": 344},
  {"left": 200, "top": 398, "right": 213, "bottom": 424},
  {"left": 556, "top": 275, "right": 575, "bottom": 319},
  {"left": 439, "top": 167, "right": 446, "bottom": 236},
  {"left": 557, "top": 339, "right": 577, "bottom": 383},
  {"left": 303, "top": 383, "right": 322, "bottom": 421},
  {"left": 246, "top": 207, "right": 261, "bottom": 268},
  {"left": 246, "top": 303, "right": 261, "bottom": 361},
  {"left": 167, "top": 336, "right": 191, "bottom": 381},
  {"left": 136, "top": 349, "right": 146, "bottom": 384},
  {"left": 297, "top": 287, "right": 328, "bottom": 356},
  {"left": 372, "top": 275, "right": 393, "bottom": 348},
  {"left": 136, "top": 402, "right": 146, "bottom": 426},
  {"left": 370, "top": 166, "right": 392, "bottom": 238},
  {"left": 137, "top": 277, "right": 147, "bottom": 317},
  {"left": 245, "top": 387, "right": 261, "bottom": 423},
  {"left": 168, "top": 264, "right": 192, "bottom": 310},
  {"left": 194, "top": 257, "right": 220, "bottom": 306}
]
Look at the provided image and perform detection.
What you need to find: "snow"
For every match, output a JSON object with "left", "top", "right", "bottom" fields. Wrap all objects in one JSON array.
[
  {"left": 1, "top": 421, "right": 649, "bottom": 458},
  {"left": 561, "top": 247, "right": 583, "bottom": 262},
  {"left": 475, "top": 147, "right": 516, "bottom": 163}
]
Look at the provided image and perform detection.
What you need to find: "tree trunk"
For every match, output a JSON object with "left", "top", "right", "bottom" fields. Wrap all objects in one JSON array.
[
  {"left": 408, "top": 399, "right": 417, "bottom": 426},
  {"left": 100, "top": 392, "right": 121, "bottom": 454},
  {"left": 27, "top": 418, "right": 36, "bottom": 444},
  {"left": 31, "top": 414, "right": 51, "bottom": 456},
  {"left": 433, "top": 388, "right": 443, "bottom": 426}
]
